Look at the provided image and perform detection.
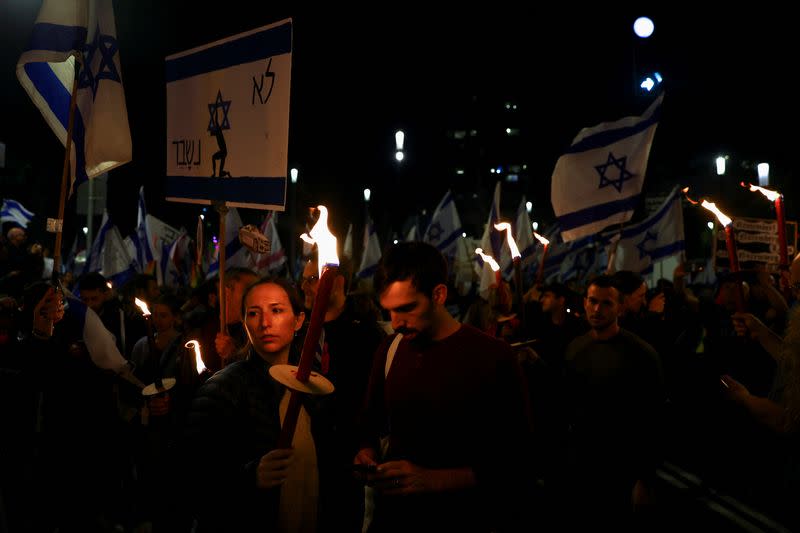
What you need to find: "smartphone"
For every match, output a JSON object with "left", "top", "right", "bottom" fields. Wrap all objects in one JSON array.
[{"left": 351, "top": 463, "right": 377, "bottom": 474}]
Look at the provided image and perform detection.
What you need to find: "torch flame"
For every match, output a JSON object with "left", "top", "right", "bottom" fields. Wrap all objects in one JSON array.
[
  {"left": 300, "top": 205, "right": 339, "bottom": 277},
  {"left": 682, "top": 187, "right": 732, "bottom": 227},
  {"left": 493, "top": 222, "right": 521, "bottom": 259},
  {"left": 741, "top": 182, "right": 781, "bottom": 202},
  {"left": 701, "top": 201, "right": 732, "bottom": 227},
  {"left": 475, "top": 248, "right": 500, "bottom": 272},
  {"left": 682, "top": 187, "right": 699, "bottom": 205},
  {"left": 185, "top": 340, "right": 206, "bottom": 374},
  {"left": 533, "top": 232, "right": 550, "bottom": 246},
  {"left": 134, "top": 298, "right": 151, "bottom": 317}
]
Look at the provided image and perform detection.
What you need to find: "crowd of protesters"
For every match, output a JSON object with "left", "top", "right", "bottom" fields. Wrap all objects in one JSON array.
[{"left": 1, "top": 223, "right": 799, "bottom": 532}]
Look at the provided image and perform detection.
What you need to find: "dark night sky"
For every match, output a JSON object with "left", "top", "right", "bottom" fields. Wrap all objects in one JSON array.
[{"left": 1, "top": 2, "right": 796, "bottom": 259}]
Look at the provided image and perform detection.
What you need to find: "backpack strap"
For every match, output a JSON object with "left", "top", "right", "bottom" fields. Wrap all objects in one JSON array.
[{"left": 384, "top": 333, "right": 404, "bottom": 378}]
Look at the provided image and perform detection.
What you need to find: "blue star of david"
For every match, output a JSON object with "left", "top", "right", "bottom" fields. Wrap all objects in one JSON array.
[
  {"left": 596, "top": 152, "right": 635, "bottom": 193},
  {"left": 427, "top": 221, "right": 443, "bottom": 241},
  {"left": 78, "top": 25, "right": 121, "bottom": 99},
  {"left": 636, "top": 231, "right": 658, "bottom": 259},
  {"left": 208, "top": 90, "right": 232, "bottom": 133}
]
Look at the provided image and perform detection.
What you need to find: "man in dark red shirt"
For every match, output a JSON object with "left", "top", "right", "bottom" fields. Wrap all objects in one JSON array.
[{"left": 355, "top": 242, "right": 533, "bottom": 532}]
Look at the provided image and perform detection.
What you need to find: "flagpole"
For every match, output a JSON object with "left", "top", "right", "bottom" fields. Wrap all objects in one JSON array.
[
  {"left": 51, "top": 59, "right": 81, "bottom": 280},
  {"left": 215, "top": 202, "right": 228, "bottom": 336}
]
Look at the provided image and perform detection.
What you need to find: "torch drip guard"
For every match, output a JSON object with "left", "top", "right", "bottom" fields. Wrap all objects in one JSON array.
[{"left": 269, "top": 364, "right": 335, "bottom": 396}]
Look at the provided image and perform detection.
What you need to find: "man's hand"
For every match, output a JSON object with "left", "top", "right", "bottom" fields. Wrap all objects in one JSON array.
[
  {"left": 720, "top": 374, "right": 750, "bottom": 406},
  {"left": 256, "top": 448, "right": 293, "bottom": 489},
  {"left": 32, "top": 287, "right": 65, "bottom": 337},
  {"left": 732, "top": 312, "right": 766, "bottom": 340},
  {"left": 370, "top": 459, "right": 433, "bottom": 495},
  {"left": 215, "top": 332, "right": 237, "bottom": 362}
]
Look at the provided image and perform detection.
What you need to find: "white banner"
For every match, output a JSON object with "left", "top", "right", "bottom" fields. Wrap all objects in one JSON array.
[{"left": 165, "top": 19, "right": 292, "bottom": 210}]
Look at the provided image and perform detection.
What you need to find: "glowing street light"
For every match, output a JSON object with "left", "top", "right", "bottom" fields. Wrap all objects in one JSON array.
[
  {"left": 715, "top": 156, "right": 727, "bottom": 176},
  {"left": 395, "top": 130, "right": 405, "bottom": 163},
  {"left": 290, "top": 168, "right": 299, "bottom": 184},
  {"left": 757, "top": 162, "right": 770, "bottom": 187},
  {"left": 633, "top": 17, "right": 655, "bottom": 38},
  {"left": 526, "top": 201, "right": 532, "bottom": 214},
  {"left": 363, "top": 188, "right": 371, "bottom": 203}
]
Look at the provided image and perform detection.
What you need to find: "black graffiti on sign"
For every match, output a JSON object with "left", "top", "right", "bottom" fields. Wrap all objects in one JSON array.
[
  {"left": 252, "top": 57, "right": 275, "bottom": 105},
  {"left": 172, "top": 139, "right": 202, "bottom": 168}
]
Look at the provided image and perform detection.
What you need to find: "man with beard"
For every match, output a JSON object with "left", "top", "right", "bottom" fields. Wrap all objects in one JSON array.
[
  {"left": 559, "top": 274, "right": 665, "bottom": 530},
  {"left": 354, "top": 242, "right": 532, "bottom": 532}
]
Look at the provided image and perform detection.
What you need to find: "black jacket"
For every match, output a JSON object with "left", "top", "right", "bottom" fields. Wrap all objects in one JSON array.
[{"left": 181, "top": 351, "right": 286, "bottom": 532}]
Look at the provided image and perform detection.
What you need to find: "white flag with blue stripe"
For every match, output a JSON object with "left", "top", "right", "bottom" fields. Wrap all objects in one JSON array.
[
  {"left": 1, "top": 199, "right": 35, "bottom": 228},
  {"left": 476, "top": 182, "right": 506, "bottom": 298},
  {"left": 342, "top": 223, "right": 354, "bottom": 260},
  {"left": 551, "top": 93, "right": 663, "bottom": 242},
  {"left": 83, "top": 211, "right": 137, "bottom": 285},
  {"left": 357, "top": 215, "right": 382, "bottom": 279},
  {"left": 207, "top": 207, "right": 252, "bottom": 278},
  {"left": 66, "top": 294, "right": 129, "bottom": 373},
  {"left": 165, "top": 19, "right": 292, "bottom": 209},
  {"left": 610, "top": 186, "right": 685, "bottom": 275},
  {"left": 515, "top": 196, "right": 536, "bottom": 267},
  {"left": 255, "top": 211, "right": 287, "bottom": 274},
  {"left": 16, "top": 0, "right": 131, "bottom": 190},
  {"left": 423, "top": 190, "right": 462, "bottom": 258},
  {"left": 131, "top": 186, "right": 155, "bottom": 273}
]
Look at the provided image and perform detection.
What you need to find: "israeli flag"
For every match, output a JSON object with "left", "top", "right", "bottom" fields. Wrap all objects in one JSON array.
[
  {"left": 165, "top": 19, "right": 292, "bottom": 210},
  {"left": 610, "top": 186, "right": 685, "bottom": 275},
  {"left": 207, "top": 207, "right": 252, "bottom": 278},
  {"left": 1, "top": 199, "right": 35, "bottom": 228},
  {"left": 502, "top": 196, "right": 536, "bottom": 279},
  {"left": 342, "top": 223, "right": 354, "bottom": 260},
  {"left": 357, "top": 215, "right": 382, "bottom": 279},
  {"left": 16, "top": 0, "right": 132, "bottom": 190},
  {"left": 131, "top": 186, "right": 155, "bottom": 272},
  {"left": 423, "top": 190, "right": 463, "bottom": 258},
  {"left": 83, "top": 211, "right": 137, "bottom": 286},
  {"left": 255, "top": 211, "right": 287, "bottom": 274},
  {"left": 551, "top": 93, "right": 663, "bottom": 242},
  {"left": 476, "top": 182, "right": 506, "bottom": 298},
  {"left": 515, "top": 197, "right": 536, "bottom": 265},
  {"left": 66, "top": 294, "right": 129, "bottom": 373}
]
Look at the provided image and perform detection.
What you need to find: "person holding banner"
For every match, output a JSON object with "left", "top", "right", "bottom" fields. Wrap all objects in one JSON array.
[
  {"left": 214, "top": 267, "right": 258, "bottom": 366},
  {"left": 182, "top": 277, "right": 321, "bottom": 532}
]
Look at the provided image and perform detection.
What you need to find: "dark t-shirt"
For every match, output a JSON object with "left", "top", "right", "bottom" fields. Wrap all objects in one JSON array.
[
  {"left": 563, "top": 328, "right": 665, "bottom": 488},
  {"left": 360, "top": 324, "right": 532, "bottom": 532}
]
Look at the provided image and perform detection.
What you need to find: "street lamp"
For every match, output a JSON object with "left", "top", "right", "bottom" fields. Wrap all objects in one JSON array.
[
  {"left": 290, "top": 167, "right": 299, "bottom": 184},
  {"left": 715, "top": 156, "right": 727, "bottom": 176},
  {"left": 395, "top": 130, "right": 405, "bottom": 163},
  {"left": 633, "top": 17, "right": 655, "bottom": 38},
  {"left": 363, "top": 188, "right": 371, "bottom": 203},
  {"left": 526, "top": 201, "right": 532, "bottom": 214},
  {"left": 757, "top": 162, "right": 770, "bottom": 187}
]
